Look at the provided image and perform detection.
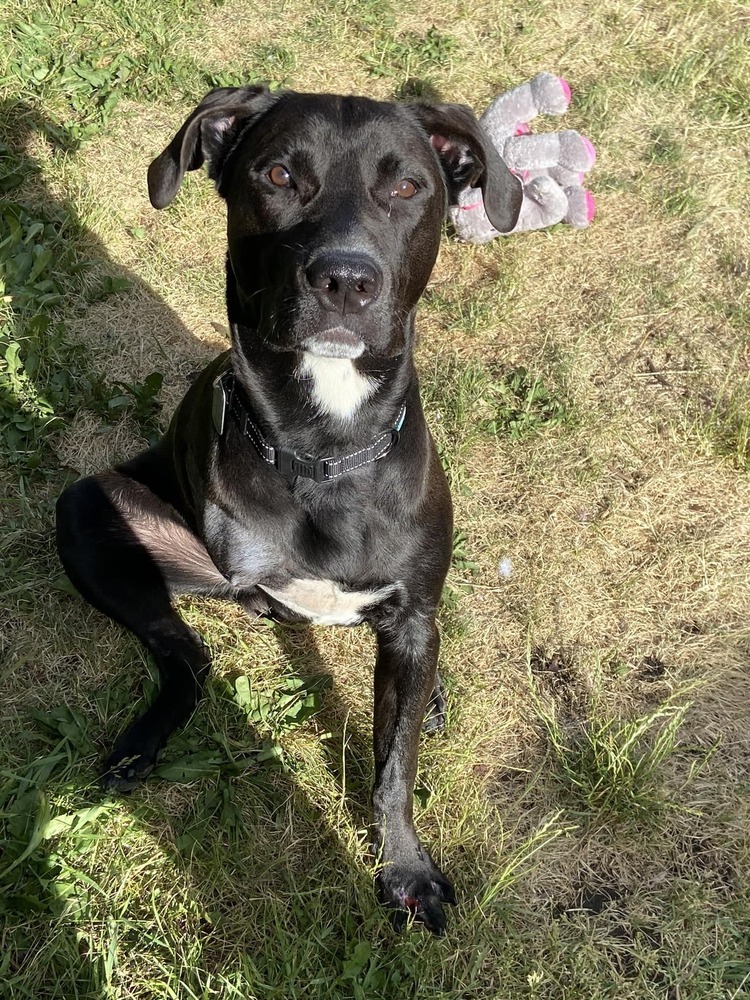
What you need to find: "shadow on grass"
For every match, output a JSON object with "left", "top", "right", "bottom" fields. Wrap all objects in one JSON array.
[
  {"left": 5, "top": 615, "right": 447, "bottom": 997},
  {"left": 0, "top": 100, "right": 220, "bottom": 476}
]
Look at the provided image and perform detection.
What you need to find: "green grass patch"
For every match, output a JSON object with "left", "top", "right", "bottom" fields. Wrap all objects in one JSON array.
[
  {"left": 361, "top": 26, "right": 457, "bottom": 85},
  {"left": 697, "top": 385, "right": 750, "bottom": 472},
  {"left": 0, "top": 200, "right": 165, "bottom": 469},
  {"left": 420, "top": 354, "right": 573, "bottom": 477},
  {"left": 660, "top": 180, "right": 702, "bottom": 219},
  {"left": 539, "top": 698, "right": 690, "bottom": 823},
  {"left": 645, "top": 128, "right": 683, "bottom": 166}
]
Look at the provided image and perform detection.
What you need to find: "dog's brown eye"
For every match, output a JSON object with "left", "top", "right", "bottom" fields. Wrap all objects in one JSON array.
[
  {"left": 391, "top": 179, "right": 418, "bottom": 199},
  {"left": 268, "top": 165, "right": 293, "bottom": 188}
]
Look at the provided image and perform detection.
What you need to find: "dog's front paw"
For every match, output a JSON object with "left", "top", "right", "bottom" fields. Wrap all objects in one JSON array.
[{"left": 376, "top": 851, "right": 456, "bottom": 935}]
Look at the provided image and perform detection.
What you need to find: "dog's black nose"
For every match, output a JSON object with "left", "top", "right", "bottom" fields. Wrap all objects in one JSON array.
[{"left": 305, "top": 253, "right": 383, "bottom": 314}]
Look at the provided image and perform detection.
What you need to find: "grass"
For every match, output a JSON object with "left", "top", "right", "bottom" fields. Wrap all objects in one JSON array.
[
  {"left": 536, "top": 693, "right": 691, "bottom": 823},
  {"left": 2, "top": 0, "right": 750, "bottom": 997}
]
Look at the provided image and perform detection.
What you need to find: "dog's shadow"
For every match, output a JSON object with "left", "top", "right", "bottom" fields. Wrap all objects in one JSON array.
[
  {"left": 0, "top": 100, "right": 223, "bottom": 477},
  {"left": 0, "top": 97, "right": 224, "bottom": 997},
  {"left": 93, "top": 620, "right": 388, "bottom": 984},
  {"left": 271, "top": 622, "right": 376, "bottom": 812},
  {"left": 20, "top": 624, "right": 384, "bottom": 995},
  {"left": 2, "top": 100, "right": 425, "bottom": 996}
]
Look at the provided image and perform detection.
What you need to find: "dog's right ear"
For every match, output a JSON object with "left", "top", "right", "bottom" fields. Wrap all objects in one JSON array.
[{"left": 147, "top": 85, "right": 275, "bottom": 209}]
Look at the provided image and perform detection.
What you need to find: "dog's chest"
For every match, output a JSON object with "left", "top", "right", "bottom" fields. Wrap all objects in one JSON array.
[{"left": 204, "top": 501, "right": 401, "bottom": 625}]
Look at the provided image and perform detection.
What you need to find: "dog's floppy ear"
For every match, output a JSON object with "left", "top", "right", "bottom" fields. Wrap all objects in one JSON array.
[
  {"left": 409, "top": 102, "right": 523, "bottom": 234},
  {"left": 147, "top": 85, "right": 275, "bottom": 209}
]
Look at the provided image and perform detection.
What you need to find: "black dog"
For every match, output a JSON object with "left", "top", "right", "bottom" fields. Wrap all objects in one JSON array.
[{"left": 56, "top": 86, "right": 522, "bottom": 934}]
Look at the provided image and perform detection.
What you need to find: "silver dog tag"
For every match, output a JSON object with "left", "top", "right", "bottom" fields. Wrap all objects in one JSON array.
[{"left": 212, "top": 373, "right": 230, "bottom": 436}]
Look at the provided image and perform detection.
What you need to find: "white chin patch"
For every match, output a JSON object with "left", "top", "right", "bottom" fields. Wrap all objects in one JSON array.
[
  {"left": 304, "top": 332, "right": 365, "bottom": 360},
  {"left": 298, "top": 352, "right": 376, "bottom": 420}
]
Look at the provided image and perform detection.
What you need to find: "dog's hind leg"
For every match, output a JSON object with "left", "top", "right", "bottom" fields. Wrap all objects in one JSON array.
[{"left": 56, "top": 458, "right": 230, "bottom": 791}]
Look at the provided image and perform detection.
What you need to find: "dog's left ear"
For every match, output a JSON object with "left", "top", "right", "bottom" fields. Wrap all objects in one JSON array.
[
  {"left": 147, "top": 85, "right": 275, "bottom": 209},
  {"left": 409, "top": 102, "right": 523, "bottom": 234}
]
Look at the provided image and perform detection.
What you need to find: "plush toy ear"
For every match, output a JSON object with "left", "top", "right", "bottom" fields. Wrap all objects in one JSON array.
[
  {"left": 409, "top": 102, "right": 523, "bottom": 234},
  {"left": 147, "top": 85, "right": 275, "bottom": 209}
]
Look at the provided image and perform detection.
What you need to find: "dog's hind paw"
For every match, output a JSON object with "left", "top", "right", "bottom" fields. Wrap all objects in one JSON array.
[
  {"left": 101, "top": 747, "right": 157, "bottom": 793},
  {"left": 422, "top": 672, "right": 447, "bottom": 733},
  {"left": 377, "top": 854, "right": 456, "bottom": 936}
]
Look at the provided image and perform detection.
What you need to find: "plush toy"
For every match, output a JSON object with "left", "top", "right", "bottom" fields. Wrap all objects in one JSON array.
[{"left": 450, "top": 72, "right": 596, "bottom": 243}]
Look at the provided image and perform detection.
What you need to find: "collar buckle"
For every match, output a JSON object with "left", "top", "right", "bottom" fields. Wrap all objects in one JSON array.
[{"left": 275, "top": 447, "right": 330, "bottom": 483}]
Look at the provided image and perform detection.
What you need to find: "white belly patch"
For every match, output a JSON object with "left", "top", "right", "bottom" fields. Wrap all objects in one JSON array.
[{"left": 258, "top": 578, "right": 398, "bottom": 625}]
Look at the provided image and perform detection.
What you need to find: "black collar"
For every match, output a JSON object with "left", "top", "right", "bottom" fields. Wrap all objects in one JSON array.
[{"left": 212, "top": 368, "right": 407, "bottom": 483}]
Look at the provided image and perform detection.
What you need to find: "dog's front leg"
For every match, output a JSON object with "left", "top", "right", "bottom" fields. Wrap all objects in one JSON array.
[{"left": 372, "top": 614, "right": 456, "bottom": 934}]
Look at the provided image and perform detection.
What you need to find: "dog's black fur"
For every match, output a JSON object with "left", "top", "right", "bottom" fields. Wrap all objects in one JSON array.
[{"left": 56, "top": 86, "right": 522, "bottom": 934}]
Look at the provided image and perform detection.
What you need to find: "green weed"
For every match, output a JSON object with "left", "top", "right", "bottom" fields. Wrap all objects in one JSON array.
[
  {"left": 0, "top": 203, "right": 80, "bottom": 468},
  {"left": 86, "top": 370, "right": 165, "bottom": 446},
  {"left": 232, "top": 670, "right": 331, "bottom": 742},
  {"left": 0, "top": 189, "right": 165, "bottom": 467},
  {"left": 361, "top": 26, "right": 456, "bottom": 83},
  {"left": 441, "top": 528, "right": 481, "bottom": 613},
  {"left": 485, "top": 366, "right": 571, "bottom": 440}
]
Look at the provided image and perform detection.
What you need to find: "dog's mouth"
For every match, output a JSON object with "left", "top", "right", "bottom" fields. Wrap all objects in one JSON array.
[{"left": 303, "top": 328, "right": 365, "bottom": 359}]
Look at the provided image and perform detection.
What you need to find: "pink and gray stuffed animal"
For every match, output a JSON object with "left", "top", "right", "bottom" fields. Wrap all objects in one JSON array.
[{"left": 450, "top": 73, "right": 596, "bottom": 243}]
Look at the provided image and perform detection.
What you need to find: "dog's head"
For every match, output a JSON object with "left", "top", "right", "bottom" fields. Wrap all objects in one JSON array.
[{"left": 148, "top": 86, "right": 521, "bottom": 361}]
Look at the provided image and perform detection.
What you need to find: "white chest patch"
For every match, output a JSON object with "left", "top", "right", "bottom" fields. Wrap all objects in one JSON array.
[
  {"left": 298, "top": 354, "right": 376, "bottom": 420},
  {"left": 258, "top": 578, "right": 398, "bottom": 625}
]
